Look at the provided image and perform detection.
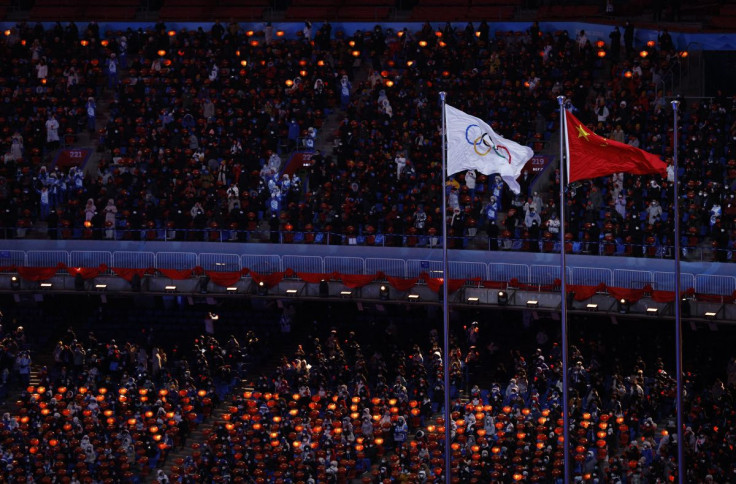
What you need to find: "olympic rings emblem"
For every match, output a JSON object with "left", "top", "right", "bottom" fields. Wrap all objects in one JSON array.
[{"left": 465, "top": 124, "right": 512, "bottom": 163}]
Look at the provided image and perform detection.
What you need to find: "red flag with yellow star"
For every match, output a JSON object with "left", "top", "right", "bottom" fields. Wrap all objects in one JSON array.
[{"left": 564, "top": 110, "right": 668, "bottom": 183}]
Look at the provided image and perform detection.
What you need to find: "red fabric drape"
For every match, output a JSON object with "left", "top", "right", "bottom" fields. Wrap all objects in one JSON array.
[
  {"left": 17, "top": 266, "right": 61, "bottom": 282},
  {"left": 386, "top": 276, "right": 419, "bottom": 292},
  {"left": 9, "top": 262, "right": 734, "bottom": 306},
  {"left": 158, "top": 268, "right": 196, "bottom": 280},
  {"left": 298, "top": 272, "right": 336, "bottom": 284},
  {"left": 66, "top": 264, "right": 108, "bottom": 280},
  {"left": 695, "top": 293, "right": 735, "bottom": 303},
  {"left": 606, "top": 286, "right": 646, "bottom": 304},
  {"left": 249, "top": 271, "right": 285, "bottom": 288},
  {"left": 340, "top": 273, "right": 378, "bottom": 289},
  {"left": 425, "top": 277, "right": 466, "bottom": 294},
  {"left": 111, "top": 267, "right": 154, "bottom": 282},
  {"left": 567, "top": 283, "right": 605, "bottom": 301},
  {"left": 650, "top": 287, "right": 695, "bottom": 303},
  {"left": 206, "top": 271, "right": 243, "bottom": 287}
]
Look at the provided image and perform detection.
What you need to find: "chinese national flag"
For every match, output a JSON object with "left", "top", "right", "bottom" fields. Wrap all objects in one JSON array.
[{"left": 565, "top": 110, "right": 668, "bottom": 183}]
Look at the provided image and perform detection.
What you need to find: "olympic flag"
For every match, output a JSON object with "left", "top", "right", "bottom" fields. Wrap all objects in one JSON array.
[{"left": 445, "top": 104, "right": 534, "bottom": 194}]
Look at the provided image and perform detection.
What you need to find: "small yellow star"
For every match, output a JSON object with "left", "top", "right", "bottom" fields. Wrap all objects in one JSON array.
[{"left": 576, "top": 124, "right": 591, "bottom": 141}]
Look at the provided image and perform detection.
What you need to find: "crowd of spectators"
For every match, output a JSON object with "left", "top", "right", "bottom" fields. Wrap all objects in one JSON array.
[
  {"left": 1, "top": 298, "right": 736, "bottom": 482},
  {"left": 0, "top": 312, "right": 261, "bottom": 483},
  {"left": 165, "top": 310, "right": 736, "bottom": 483},
  {"left": 1, "top": 19, "right": 736, "bottom": 260}
]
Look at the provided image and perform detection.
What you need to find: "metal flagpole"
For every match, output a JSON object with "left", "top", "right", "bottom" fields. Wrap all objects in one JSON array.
[
  {"left": 557, "top": 95, "right": 572, "bottom": 484},
  {"left": 672, "top": 99, "right": 685, "bottom": 484},
  {"left": 439, "top": 91, "right": 452, "bottom": 484}
]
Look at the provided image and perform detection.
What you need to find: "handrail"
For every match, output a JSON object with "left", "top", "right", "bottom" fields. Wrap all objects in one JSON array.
[
  {"left": 1, "top": 250, "right": 734, "bottom": 294},
  {"left": 1, "top": 226, "right": 733, "bottom": 263}
]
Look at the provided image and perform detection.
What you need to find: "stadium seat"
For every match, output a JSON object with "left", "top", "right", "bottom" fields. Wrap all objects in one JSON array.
[
  {"left": 216, "top": 0, "right": 270, "bottom": 6},
  {"left": 83, "top": 6, "right": 138, "bottom": 20},
  {"left": 347, "top": 0, "right": 395, "bottom": 6},
  {"left": 336, "top": 6, "right": 391, "bottom": 20},
  {"left": 469, "top": 0, "right": 520, "bottom": 5},
  {"left": 30, "top": 5, "right": 81, "bottom": 20},
  {"left": 285, "top": 5, "right": 335, "bottom": 19},
  {"left": 209, "top": 6, "right": 266, "bottom": 20},
  {"left": 410, "top": 5, "right": 466, "bottom": 20},
  {"left": 158, "top": 5, "right": 207, "bottom": 20},
  {"left": 469, "top": 5, "right": 515, "bottom": 20},
  {"left": 289, "top": 0, "right": 341, "bottom": 6}
]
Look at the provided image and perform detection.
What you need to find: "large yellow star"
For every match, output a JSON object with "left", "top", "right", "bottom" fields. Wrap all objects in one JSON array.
[{"left": 576, "top": 124, "right": 591, "bottom": 141}]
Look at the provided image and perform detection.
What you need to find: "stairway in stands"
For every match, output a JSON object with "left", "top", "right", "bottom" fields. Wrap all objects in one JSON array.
[{"left": 148, "top": 390, "right": 247, "bottom": 483}]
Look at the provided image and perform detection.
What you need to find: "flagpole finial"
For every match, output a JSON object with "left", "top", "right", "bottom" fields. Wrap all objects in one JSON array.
[
  {"left": 671, "top": 99, "right": 680, "bottom": 110},
  {"left": 557, "top": 96, "right": 565, "bottom": 106},
  {"left": 439, "top": 91, "right": 446, "bottom": 102}
]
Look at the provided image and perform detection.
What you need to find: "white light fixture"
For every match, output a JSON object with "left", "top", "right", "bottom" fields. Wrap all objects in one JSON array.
[
  {"left": 646, "top": 307, "right": 659, "bottom": 314},
  {"left": 340, "top": 290, "right": 352, "bottom": 298},
  {"left": 164, "top": 285, "right": 177, "bottom": 292},
  {"left": 704, "top": 311, "right": 717, "bottom": 319},
  {"left": 408, "top": 294, "right": 420, "bottom": 301},
  {"left": 226, "top": 287, "right": 238, "bottom": 293},
  {"left": 95, "top": 284, "right": 107, "bottom": 291},
  {"left": 526, "top": 300, "right": 539, "bottom": 308},
  {"left": 586, "top": 303, "right": 598, "bottom": 311},
  {"left": 40, "top": 282, "right": 53, "bottom": 289},
  {"left": 286, "top": 289, "right": 298, "bottom": 295},
  {"left": 467, "top": 296, "right": 480, "bottom": 304}
]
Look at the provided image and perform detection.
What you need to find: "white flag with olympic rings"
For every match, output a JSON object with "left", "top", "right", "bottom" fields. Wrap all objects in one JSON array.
[{"left": 445, "top": 104, "right": 534, "bottom": 194}]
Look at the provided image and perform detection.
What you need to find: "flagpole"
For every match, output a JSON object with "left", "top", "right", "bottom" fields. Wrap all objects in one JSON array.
[
  {"left": 671, "top": 99, "right": 685, "bottom": 484},
  {"left": 557, "top": 95, "right": 572, "bottom": 484},
  {"left": 439, "top": 91, "right": 452, "bottom": 484}
]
